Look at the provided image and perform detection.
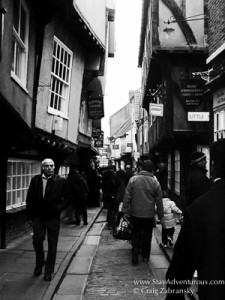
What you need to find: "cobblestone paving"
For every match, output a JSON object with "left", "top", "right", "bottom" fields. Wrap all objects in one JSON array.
[{"left": 83, "top": 228, "right": 168, "bottom": 300}]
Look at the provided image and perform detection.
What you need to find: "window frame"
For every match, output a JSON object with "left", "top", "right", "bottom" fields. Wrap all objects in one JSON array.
[
  {"left": 167, "top": 153, "right": 171, "bottom": 190},
  {"left": 48, "top": 36, "right": 73, "bottom": 118},
  {"left": 11, "top": 0, "right": 29, "bottom": 91},
  {"left": 197, "top": 145, "right": 210, "bottom": 178},
  {"left": 58, "top": 165, "right": 70, "bottom": 178},
  {"left": 6, "top": 159, "right": 41, "bottom": 212},
  {"left": 174, "top": 150, "right": 180, "bottom": 195},
  {"left": 214, "top": 108, "right": 225, "bottom": 141}
]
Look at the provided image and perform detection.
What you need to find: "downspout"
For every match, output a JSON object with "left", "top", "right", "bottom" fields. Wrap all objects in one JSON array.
[
  {"left": 0, "top": 5, "right": 7, "bottom": 62},
  {"left": 31, "top": 17, "right": 49, "bottom": 130},
  {"left": 0, "top": 2, "right": 7, "bottom": 249}
]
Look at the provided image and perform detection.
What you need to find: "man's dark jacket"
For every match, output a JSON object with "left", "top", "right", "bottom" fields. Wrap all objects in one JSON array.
[
  {"left": 166, "top": 179, "right": 225, "bottom": 299},
  {"left": 102, "top": 169, "right": 121, "bottom": 202},
  {"left": 26, "top": 174, "right": 72, "bottom": 220},
  {"left": 68, "top": 173, "right": 89, "bottom": 203},
  {"left": 186, "top": 165, "right": 212, "bottom": 206}
]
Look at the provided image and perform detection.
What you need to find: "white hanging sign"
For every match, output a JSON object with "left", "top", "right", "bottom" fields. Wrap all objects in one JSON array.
[{"left": 149, "top": 103, "right": 164, "bottom": 116}]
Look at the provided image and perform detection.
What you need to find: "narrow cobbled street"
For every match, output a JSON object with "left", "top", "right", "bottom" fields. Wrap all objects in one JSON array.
[{"left": 84, "top": 217, "right": 169, "bottom": 300}]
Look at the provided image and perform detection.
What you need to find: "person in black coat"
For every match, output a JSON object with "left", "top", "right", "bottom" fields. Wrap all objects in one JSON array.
[
  {"left": 67, "top": 167, "right": 89, "bottom": 225},
  {"left": 165, "top": 140, "right": 225, "bottom": 300},
  {"left": 102, "top": 165, "right": 121, "bottom": 228},
  {"left": 186, "top": 151, "right": 212, "bottom": 207},
  {"left": 156, "top": 162, "right": 168, "bottom": 191},
  {"left": 26, "top": 158, "right": 72, "bottom": 281},
  {"left": 124, "top": 164, "right": 133, "bottom": 186}
]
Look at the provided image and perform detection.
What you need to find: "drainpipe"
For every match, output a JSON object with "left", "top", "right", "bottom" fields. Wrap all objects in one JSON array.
[
  {"left": 0, "top": 3, "right": 7, "bottom": 248},
  {"left": 32, "top": 15, "right": 50, "bottom": 130},
  {"left": 0, "top": 6, "right": 7, "bottom": 61}
]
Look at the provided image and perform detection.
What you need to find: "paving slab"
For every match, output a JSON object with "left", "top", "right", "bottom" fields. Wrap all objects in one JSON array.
[
  {"left": 83, "top": 235, "right": 100, "bottom": 245},
  {"left": 0, "top": 207, "right": 102, "bottom": 300},
  {"left": 67, "top": 257, "right": 93, "bottom": 274},
  {"left": 57, "top": 274, "right": 88, "bottom": 295},
  {"left": 75, "top": 245, "right": 98, "bottom": 257},
  {"left": 53, "top": 294, "right": 82, "bottom": 300}
]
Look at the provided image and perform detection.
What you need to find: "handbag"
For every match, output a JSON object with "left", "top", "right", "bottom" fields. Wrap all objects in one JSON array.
[{"left": 113, "top": 216, "right": 132, "bottom": 240}]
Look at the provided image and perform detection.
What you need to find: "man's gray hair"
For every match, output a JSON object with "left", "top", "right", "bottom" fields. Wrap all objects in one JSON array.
[{"left": 41, "top": 158, "right": 55, "bottom": 167}]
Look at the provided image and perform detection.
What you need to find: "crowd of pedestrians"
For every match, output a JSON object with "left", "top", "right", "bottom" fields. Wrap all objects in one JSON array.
[
  {"left": 100, "top": 140, "right": 225, "bottom": 299},
  {"left": 25, "top": 139, "right": 225, "bottom": 298}
]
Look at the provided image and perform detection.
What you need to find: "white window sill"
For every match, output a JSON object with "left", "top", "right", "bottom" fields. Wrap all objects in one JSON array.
[
  {"left": 6, "top": 204, "right": 26, "bottom": 213},
  {"left": 47, "top": 106, "right": 69, "bottom": 120}
]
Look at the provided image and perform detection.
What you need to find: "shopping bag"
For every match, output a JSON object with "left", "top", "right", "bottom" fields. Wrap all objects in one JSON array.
[{"left": 113, "top": 216, "right": 132, "bottom": 241}]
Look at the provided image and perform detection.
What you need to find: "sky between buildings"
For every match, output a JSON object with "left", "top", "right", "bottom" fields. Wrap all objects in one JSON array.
[{"left": 102, "top": 0, "right": 142, "bottom": 138}]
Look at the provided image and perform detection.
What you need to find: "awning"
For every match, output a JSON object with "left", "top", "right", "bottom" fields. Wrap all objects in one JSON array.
[
  {"left": 91, "top": 146, "right": 99, "bottom": 155},
  {"left": 113, "top": 119, "right": 132, "bottom": 139},
  {"left": 78, "top": 133, "right": 91, "bottom": 148},
  {"left": 87, "top": 77, "right": 103, "bottom": 95}
]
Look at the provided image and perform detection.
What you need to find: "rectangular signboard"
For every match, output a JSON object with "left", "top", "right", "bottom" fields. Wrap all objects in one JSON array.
[
  {"left": 213, "top": 88, "right": 225, "bottom": 108},
  {"left": 180, "top": 79, "right": 204, "bottom": 108},
  {"left": 127, "top": 143, "right": 133, "bottom": 147},
  {"left": 149, "top": 103, "right": 164, "bottom": 116},
  {"left": 87, "top": 97, "right": 104, "bottom": 119},
  {"left": 187, "top": 112, "right": 210, "bottom": 122},
  {"left": 94, "top": 139, "right": 103, "bottom": 147}
]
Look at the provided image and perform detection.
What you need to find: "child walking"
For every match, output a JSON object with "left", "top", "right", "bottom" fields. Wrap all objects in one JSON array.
[{"left": 160, "top": 191, "right": 182, "bottom": 248}]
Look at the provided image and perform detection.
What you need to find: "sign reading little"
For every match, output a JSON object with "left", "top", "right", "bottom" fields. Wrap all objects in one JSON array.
[
  {"left": 180, "top": 79, "right": 204, "bottom": 108},
  {"left": 188, "top": 112, "right": 209, "bottom": 122}
]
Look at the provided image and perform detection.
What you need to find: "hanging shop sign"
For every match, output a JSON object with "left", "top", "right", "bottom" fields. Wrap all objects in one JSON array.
[
  {"left": 92, "top": 119, "right": 102, "bottom": 138},
  {"left": 113, "top": 144, "right": 119, "bottom": 149},
  {"left": 94, "top": 139, "right": 103, "bottom": 148},
  {"left": 187, "top": 112, "right": 209, "bottom": 122},
  {"left": 87, "top": 97, "right": 104, "bottom": 119},
  {"left": 180, "top": 79, "right": 204, "bottom": 108},
  {"left": 213, "top": 88, "right": 225, "bottom": 109},
  {"left": 149, "top": 103, "right": 164, "bottom": 116}
]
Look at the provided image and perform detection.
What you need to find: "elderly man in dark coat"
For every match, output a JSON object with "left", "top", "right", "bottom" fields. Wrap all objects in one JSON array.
[
  {"left": 26, "top": 158, "right": 72, "bottom": 281},
  {"left": 165, "top": 140, "right": 225, "bottom": 299}
]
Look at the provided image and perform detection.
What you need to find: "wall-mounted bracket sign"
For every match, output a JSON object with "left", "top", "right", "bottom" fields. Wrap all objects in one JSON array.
[
  {"left": 87, "top": 97, "right": 104, "bottom": 119},
  {"left": 149, "top": 103, "right": 164, "bottom": 116},
  {"left": 180, "top": 79, "right": 204, "bottom": 108}
]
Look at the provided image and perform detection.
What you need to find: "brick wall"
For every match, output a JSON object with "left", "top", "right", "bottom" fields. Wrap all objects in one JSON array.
[{"left": 208, "top": 0, "right": 225, "bottom": 55}]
